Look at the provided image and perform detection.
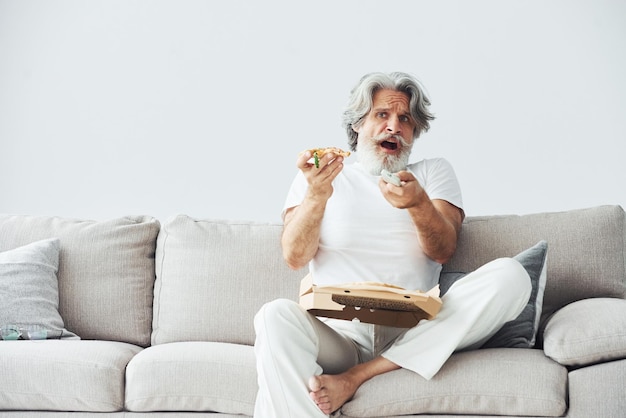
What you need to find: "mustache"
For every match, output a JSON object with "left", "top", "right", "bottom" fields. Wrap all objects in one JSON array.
[{"left": 369, "top": 133, "right": 410, "bottom": 147}]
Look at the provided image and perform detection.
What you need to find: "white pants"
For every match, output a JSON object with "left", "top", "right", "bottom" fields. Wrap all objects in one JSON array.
[{"left": 253, "top": 257, "right": 531, "bottom": 418}]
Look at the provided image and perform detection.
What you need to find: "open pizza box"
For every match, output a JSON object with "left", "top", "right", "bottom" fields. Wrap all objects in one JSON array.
[{"left": 298, "top": 274, "right": 442, "bottom": 328}]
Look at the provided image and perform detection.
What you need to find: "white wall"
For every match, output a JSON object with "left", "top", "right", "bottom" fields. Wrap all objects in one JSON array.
[{"left": 1, "top": 0, "right": 625, "bottom": 223}]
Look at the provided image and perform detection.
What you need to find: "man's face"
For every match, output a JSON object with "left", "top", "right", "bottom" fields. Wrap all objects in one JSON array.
[{"left": 353, "top": 89, "right": 416, "bottom": 175}]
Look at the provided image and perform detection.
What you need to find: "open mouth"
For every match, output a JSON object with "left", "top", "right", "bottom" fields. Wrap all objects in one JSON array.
[{"left": 380, "top": 141, "right": 398, "bottom": 151}]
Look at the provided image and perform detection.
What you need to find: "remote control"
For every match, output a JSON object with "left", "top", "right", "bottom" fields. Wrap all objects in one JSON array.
[{"left": 381, "top": 169, "right": 402, "bottom": 187}]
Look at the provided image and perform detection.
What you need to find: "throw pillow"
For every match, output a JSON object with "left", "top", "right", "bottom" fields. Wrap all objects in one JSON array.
[
  {"left": 440, "top": 240, "right": 548, "bottom": 348},
  {"left": 0, "top": 238, "right": 78, "bottom": 339},
  {"left": 483, "top": 240, "right": 548, "bottom": 348},
  {"left": 543, "top": 297, "right": 626, "bottom": 366}
]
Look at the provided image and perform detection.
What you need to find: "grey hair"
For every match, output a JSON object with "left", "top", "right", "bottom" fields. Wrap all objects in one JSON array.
[{"left": 342, "top": 72, "right": 435, "bottom": 152}]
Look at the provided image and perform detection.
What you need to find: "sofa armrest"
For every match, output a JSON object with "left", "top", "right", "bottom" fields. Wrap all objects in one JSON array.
[{"left": 543, "top": 298, "right": 626, "bottom": 367}]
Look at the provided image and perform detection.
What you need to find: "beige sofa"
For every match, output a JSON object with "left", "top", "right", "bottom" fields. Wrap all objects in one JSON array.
[{"left": 1, "top": 205, "right": 625, "bottom": 417}]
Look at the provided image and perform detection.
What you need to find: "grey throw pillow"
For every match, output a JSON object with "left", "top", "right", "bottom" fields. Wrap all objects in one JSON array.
[
  {"left": 440, "top": 240, "right": 548, "bottom": 348},
  {"left": 0, "top": 238, "right": 78, "bottom": 339}
]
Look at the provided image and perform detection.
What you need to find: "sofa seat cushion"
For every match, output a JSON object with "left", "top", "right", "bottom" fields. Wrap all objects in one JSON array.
[
  {"left": 543, "top": 298, "right": 626, "bottom": 367},
  {"left": 0, "top": 340, "right": 142, "bottom": 412},
  {"left": 567, "top": 358, "right": 626, "bottom": 417},
  {"left": 125, "top": 341, "right": 257, "bottom": 415},
  {"left": 341, "top": 348, "right": 567, "bottom": 417}
]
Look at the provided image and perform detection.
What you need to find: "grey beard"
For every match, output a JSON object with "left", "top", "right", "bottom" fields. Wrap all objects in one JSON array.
[{"left": 356, "top": 134, "right": 412, "bottom": 175}]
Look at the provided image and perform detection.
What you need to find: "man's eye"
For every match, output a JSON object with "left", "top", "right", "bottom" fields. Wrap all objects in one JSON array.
[
  {"left": 377, "top": 112, "right": 387, "bottom": 118},
  {"left": 400, "top": 115, "right": 410, "bottom": 123}
]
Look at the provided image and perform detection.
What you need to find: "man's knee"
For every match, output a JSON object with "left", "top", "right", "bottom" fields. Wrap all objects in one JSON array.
[
  {"left": 484, "top": 257, "right": 532, "bottom": 302},
  {"left": 448, "top": 257, "right": 531, "bottom": 301},
  {"left": 254, "top": 298, "right": 305, "bottom": 333}
]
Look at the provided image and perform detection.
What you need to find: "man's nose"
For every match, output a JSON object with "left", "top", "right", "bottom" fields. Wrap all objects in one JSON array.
[{"left": 386, "top": 116, "right": 401, "bottom": 134}]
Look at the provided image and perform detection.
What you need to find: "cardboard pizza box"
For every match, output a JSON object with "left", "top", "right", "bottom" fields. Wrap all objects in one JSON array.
[{"left": 298, "top": 274, "right": 442, "bottom": 328}]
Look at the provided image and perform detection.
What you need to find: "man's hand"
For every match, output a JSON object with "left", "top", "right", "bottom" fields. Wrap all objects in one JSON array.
[
  {"left": 281, "top": 151, "right": 345, "bottom": 270},
  {"left": 298, "top": 150, "right": 345, "bottom": 203},
  {"left": 378, "top": 170, "right": 425, "bottom": 209},
  {"left": 378, "top": 170, "right": 463, "bottom": 265}
]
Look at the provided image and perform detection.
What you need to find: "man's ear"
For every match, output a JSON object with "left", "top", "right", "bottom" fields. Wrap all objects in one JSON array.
[{"left": 352, "top": 123, "right": 360, "bottom": 133}]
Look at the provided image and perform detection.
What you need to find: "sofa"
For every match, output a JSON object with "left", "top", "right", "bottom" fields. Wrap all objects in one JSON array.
[{"left": 0, "top": 205, "right": 625, "bottom": 417}]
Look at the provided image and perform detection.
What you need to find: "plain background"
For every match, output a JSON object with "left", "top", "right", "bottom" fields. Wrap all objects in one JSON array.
[{"left": 1, "top": 0, "right": 624, "bottom": 223}]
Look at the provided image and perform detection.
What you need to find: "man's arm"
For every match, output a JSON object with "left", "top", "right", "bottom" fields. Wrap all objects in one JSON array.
[
  {"left": 379, "top": 171, "right": 464, "bottom": 265},
  {"left": 281, "top": 151, "right": 345, "bottom": 270},
  {"left": 407, "top": 198, "right": 463, "bottom": 265}
]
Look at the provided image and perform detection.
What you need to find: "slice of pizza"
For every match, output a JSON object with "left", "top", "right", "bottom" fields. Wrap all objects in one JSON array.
[{"left": 304, "top": 147, "right": 351, "bottom": 168}]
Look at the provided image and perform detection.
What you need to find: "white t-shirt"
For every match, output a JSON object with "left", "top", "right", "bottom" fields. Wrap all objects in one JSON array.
[{"left": 283, "top": 158, "right": 463, "bottom": 292}]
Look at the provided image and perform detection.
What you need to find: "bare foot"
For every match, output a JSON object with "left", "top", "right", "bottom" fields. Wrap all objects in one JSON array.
[
  {"left": 308, "top": 358, "right": 401, "bottom": 415},
  {"left": 308, "top": 373, "right": 359, "bottom": 415}
]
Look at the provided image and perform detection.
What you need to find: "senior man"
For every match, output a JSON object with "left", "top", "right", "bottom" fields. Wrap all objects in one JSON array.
[{"left": 253, "top": 72, "right": 531, "bottom": 417}]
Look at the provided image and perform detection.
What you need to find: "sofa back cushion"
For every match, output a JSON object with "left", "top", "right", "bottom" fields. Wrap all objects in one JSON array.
[
  {"left": 152, "top": 215, "right": 305, "bottom": 346},
  {"left": 0, "top": 215, "right": 160, "bottom": 347},
  {"left": 443, "top": 205, "right": 626, "bottom": 332}
]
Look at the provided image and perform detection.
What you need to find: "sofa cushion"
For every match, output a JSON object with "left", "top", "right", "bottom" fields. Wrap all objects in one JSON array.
[
  {"left": 0, "top": 340, "right": 142, "bottom": 411},
  {"left": 0, "top": 214, "right": 160, "bottom": 347},
  {"left": 126, "top": 342, "right": 256, "bottom": 415},
  {"left": 341, "top": 348, "right": 567, "bottom": 417},
  {"left": 443, "top": 205, "right": 626, "bottom": 333},
  {"left": 0, "top": 238, "right": 78, "bottom": 339},
  {"left": 543, "top": 298, "right": 626, "bottom": 366},
  {"left": 152, "top": 215, "right": 304, "bottom": 345},
  {"left": 567, "top": 358, "right": 626, "bottom": 417}
]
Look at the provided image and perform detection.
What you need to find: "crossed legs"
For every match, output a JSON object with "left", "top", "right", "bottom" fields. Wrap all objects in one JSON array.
[{"left": 253, "top": 257, "right": 531, "bottom": 417}]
